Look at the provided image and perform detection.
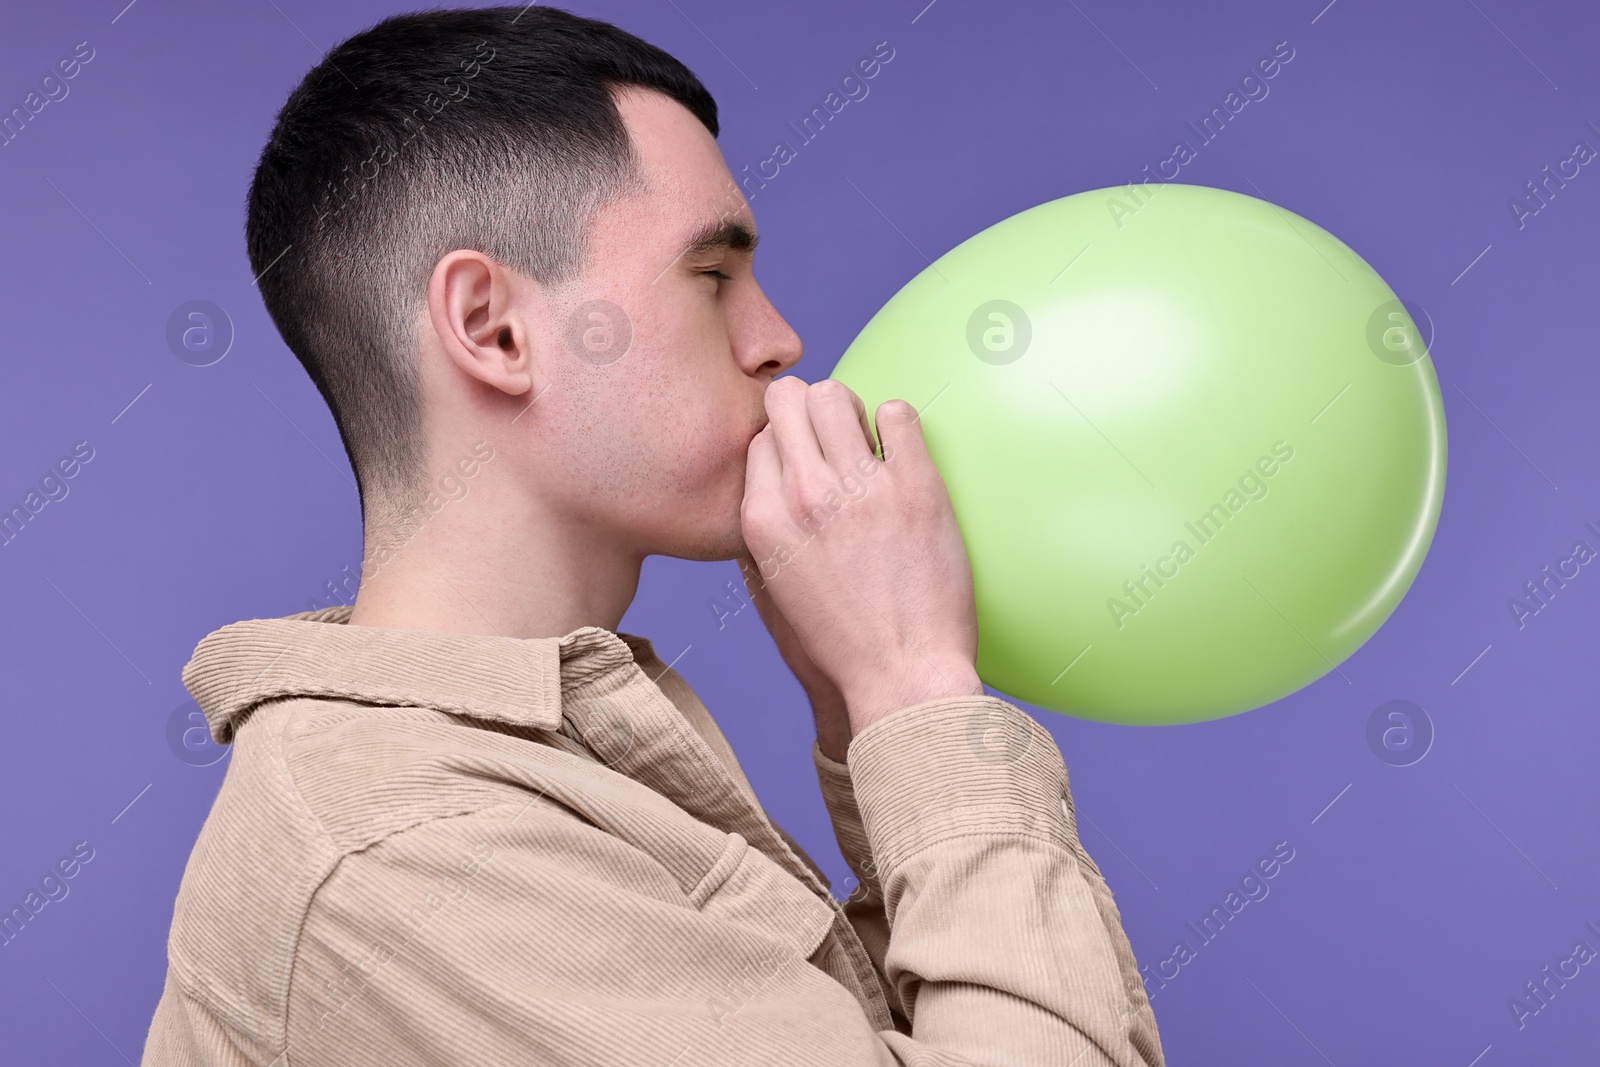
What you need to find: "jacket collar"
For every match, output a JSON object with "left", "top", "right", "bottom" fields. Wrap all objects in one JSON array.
[{"left": 183, "top": 603, "right": 656, "bottom": 745}]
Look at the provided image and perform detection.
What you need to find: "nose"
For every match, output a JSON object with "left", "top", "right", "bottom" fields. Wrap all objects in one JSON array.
[{"left": 741, "top": 281, "right": 802, "bottom": 378}]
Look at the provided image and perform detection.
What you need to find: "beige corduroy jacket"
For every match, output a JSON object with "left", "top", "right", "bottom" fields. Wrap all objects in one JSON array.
[{"left": 140, "top": 604, "right": 1164, "bottom": 1066}]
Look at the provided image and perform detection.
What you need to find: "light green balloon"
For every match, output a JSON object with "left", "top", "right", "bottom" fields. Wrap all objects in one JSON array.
[{"left": 831, "top": 184, "right": 1446, "bottom": 725}]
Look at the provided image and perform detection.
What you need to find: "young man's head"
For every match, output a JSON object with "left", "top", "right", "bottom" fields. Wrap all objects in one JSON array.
[{"left": 246, "top": 6, "right": 801, "bottom": 574}]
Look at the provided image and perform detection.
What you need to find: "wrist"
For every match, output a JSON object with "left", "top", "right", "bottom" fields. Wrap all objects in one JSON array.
[
  {"left": 815, "top": 717, "right": 851, "bottom": 764},
  {"left": 844, "top": 661, "right": 984, "bottom": 735},
  {"left": 809, "top": 691, "right": 853, "bottom": 763}
]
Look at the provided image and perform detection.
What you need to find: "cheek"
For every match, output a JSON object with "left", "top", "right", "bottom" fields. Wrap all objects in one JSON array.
[
  {"left": 556, "top": 372, "right": 731, "bottom": 500},
  {"left": 647, "top": 397, "right": 742, "bottom": 492},
  {"left": 624, "top": 361, "right": 743, "bottom": 489},
  {"left": 549, "top": 291, "right": 744, "bottom": 504}
]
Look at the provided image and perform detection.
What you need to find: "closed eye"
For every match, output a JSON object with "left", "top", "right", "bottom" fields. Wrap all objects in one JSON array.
[{"left": 701, "top": 268, "right": 731, "bottom": 281}]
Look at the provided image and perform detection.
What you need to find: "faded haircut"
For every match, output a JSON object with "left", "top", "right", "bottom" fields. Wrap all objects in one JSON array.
[{"left": 245, "top": 5, "right": 718, "bottom": 522}]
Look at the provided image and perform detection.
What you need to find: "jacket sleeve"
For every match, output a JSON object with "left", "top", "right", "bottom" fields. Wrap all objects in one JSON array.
[
  {"left": 811, "top": 736, "right": 901, "bottom": 1022},
  {"left": 829, "top": 695, "right": 1165, "bottom": 1066},
  {"left": 280, "top": 696, "right": 1163, "bottom": 1066}
]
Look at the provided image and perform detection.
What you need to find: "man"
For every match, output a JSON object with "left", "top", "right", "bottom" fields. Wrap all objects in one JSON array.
[{"left": 141, "top": 6, "right": 1165, "bottom": 1065}]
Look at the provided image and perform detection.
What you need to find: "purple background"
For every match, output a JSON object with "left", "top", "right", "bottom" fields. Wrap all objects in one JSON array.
[{"left": 2, "top": 0, "right": 1596, "bottom": 1062}]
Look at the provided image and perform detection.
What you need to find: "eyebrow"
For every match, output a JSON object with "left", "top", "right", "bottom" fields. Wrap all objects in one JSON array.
[{"left": 678, "top": 216, "right": 760, "bottom": 260}]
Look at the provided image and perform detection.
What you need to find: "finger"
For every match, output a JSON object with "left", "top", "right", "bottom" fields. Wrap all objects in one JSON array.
[
  {"left": 807, "top": 380, "right": 877, "bottom": 471},
  {"left": 743, "top": 422, "right": 782, "bottom": 506},
  {"left": 762, "top": 375, "right": 825, "bottom": 475},
  {"left": 873, "top": 398, "right": 930, "bottom": 469},
  {"left": 852, "top": 390, "right": 879, "bottom": 458}
]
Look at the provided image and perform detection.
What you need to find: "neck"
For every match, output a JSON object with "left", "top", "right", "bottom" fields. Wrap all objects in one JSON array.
[{"left": 348, "top": 490, "right": 644, "bottom": 639}]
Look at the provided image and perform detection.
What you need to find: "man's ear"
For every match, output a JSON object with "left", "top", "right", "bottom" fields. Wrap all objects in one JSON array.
[{"left": 426, "top": 249, "right": 541, "bottom": 398}]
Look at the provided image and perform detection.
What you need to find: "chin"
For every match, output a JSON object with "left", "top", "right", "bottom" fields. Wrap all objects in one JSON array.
[
  {"left": 669, "top": 526, "right": 748, "bottom": 563},
  {"left": 650, "top": 471, "right": 747, "bottom": 562},
  {"left": 653, "top": 506, "right": 747, "bottom": 562}
]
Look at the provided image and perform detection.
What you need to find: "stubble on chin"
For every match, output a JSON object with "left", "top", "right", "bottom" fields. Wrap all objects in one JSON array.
[
  {"left": 675, "top": 533, "right": 747, "bottom": 563},
  {"left": 662, "top": 489, "right": 748, "bottom": 563}
]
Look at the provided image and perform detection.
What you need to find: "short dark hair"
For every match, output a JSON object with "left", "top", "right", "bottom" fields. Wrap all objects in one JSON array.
[{"left": 245, "top": 6, "right": 718, "bottom": 522}]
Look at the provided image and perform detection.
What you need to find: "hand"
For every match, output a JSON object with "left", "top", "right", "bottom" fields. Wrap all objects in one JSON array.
[
  {"left": 737, "top": 553, "right": 852, "bottom": 762},
  {"left": 740, "top": 376, "right": 982, "bottom": 736}
]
